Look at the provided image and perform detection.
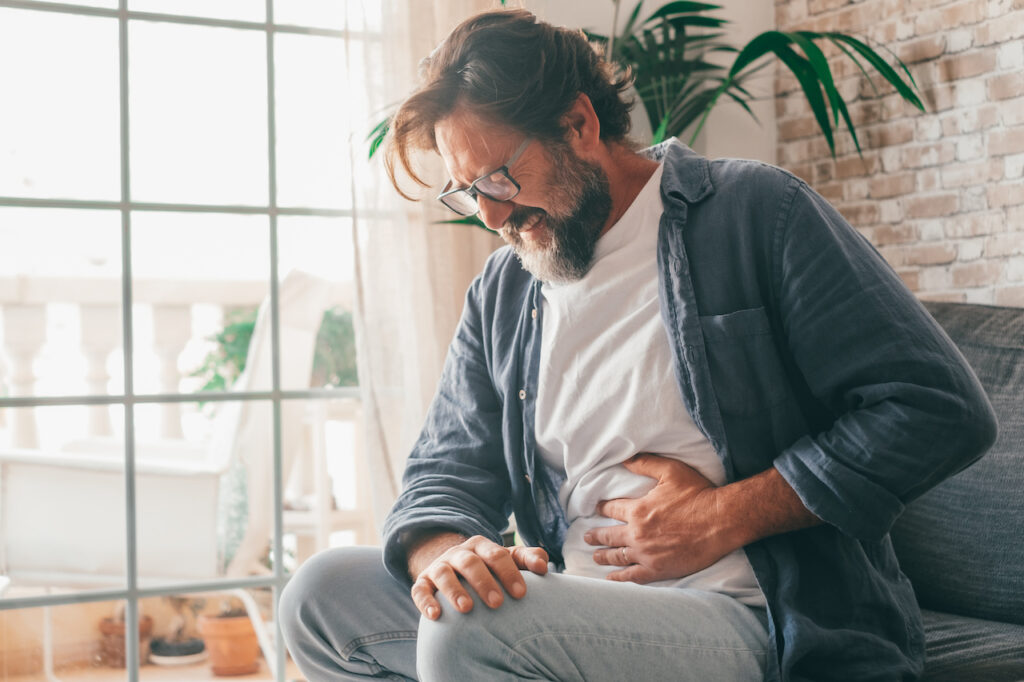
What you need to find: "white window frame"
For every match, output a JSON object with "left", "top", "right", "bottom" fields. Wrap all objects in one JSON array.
[{"left": 0, "top": 2, "right": 371, "bottom": 679}]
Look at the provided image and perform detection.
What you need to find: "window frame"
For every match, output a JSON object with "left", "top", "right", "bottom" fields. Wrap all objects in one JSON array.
[{"left": 0, "top": 2, "right": 370, "bottom": 679}]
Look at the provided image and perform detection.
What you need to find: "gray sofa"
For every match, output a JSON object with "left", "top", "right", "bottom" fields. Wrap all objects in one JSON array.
[{"left": 890, "top": 302, "right": 1024, "bottom": 681}]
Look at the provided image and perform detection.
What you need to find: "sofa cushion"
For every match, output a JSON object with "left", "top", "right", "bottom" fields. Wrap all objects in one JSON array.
[
  {"left": 921, "top": 609, "right": 1024, "bottom": 681},
  {"left": 890, "top": 302, "right": 1024, "bottom": 625}
]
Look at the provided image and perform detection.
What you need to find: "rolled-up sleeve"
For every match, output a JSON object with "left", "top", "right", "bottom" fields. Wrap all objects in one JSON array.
[
  {"left": 771, "top": 181, "right": 998, "bottom": 542},
  {"left": 381, "top": 275, "right": 513, "bottom": 584}
]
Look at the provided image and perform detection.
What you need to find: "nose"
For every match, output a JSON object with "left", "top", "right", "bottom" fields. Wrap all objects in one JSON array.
[{"left": 477, "top": 195, "right": 514, "bottom": 232}]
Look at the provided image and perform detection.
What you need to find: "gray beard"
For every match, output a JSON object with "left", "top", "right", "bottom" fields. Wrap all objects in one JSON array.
[{"left": 503, "top": 149, "right": 612, "bottom": 284}]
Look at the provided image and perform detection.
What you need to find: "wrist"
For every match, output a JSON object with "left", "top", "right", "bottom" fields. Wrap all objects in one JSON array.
[{"left": 405, "top": 530, "right": 467, "bottom": 581}]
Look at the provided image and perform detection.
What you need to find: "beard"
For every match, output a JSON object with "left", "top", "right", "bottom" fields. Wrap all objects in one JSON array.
[{"left": 501, "top": 144, "right": 612, "bottom": 284}]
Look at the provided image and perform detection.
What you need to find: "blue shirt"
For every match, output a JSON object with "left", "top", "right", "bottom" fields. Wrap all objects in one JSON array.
[{"left": 383, "top": 140, "right": 998, "bottom": 681}]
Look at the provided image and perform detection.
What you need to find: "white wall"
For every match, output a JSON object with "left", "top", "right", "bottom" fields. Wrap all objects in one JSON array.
[{"left": 525, "top": 0, "right": 776, "bottom": 163}]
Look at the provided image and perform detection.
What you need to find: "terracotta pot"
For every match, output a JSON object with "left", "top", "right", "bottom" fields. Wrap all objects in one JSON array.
[
  {"left": 197, "top": 614, "right": 260, "bottom": 676},
  {"left": 98, "top": 615, "right": 153, "bottom": 667}
]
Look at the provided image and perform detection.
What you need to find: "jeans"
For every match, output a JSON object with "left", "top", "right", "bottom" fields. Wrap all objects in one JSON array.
[{"left": 280, "top": 546, "right": 769, "bottom": 682}]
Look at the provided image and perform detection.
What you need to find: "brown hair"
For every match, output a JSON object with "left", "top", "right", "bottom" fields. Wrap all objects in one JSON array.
[{"left": 384, "top": 8, "right": 634, "bottom": 199}]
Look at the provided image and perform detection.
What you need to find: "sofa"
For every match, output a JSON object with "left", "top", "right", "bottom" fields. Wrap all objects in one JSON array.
[{"left": 889, "top": 301, "right": 1024, "bottom": 681}]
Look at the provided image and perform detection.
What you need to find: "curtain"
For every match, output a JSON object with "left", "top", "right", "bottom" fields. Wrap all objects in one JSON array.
[{"left": 346, "top": 0, "right": 503, "bottom": 532}]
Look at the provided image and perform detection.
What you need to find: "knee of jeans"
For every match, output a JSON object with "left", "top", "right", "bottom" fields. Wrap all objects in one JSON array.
[
  {"left": 417, "top": 602, "right": 505, "bottom": 678},
  {"left": 279, "top": 547, "right": 378, "bottom": 650}
]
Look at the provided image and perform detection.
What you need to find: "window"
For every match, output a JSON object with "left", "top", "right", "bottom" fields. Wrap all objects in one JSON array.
[{"left": 0, "top": 2, "right": 378, "bottom": 679}]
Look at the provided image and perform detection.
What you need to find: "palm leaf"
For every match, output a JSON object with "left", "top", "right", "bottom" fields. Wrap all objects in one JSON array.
[{"left": 366, "top": 117, "right": 390, "bottom": 160}]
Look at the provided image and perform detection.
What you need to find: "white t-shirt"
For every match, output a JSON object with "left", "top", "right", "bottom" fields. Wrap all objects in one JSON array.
[{"left": 535, "top": 162, "right": 765, "bottom": 606}]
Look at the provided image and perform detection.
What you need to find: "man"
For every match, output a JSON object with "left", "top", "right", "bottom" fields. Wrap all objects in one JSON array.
[{"left": 281, "top": 9, "right": 997, "bottom": 682}]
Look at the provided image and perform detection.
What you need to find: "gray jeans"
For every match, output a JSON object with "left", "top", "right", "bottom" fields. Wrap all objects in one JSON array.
[{"left": 279, "top": 546, "right": 769, "bottom": 681}]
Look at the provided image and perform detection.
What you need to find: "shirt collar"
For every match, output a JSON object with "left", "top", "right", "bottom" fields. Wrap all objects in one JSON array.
[{"left": 641, "top": 138, "right": 715, "bottom": 205}]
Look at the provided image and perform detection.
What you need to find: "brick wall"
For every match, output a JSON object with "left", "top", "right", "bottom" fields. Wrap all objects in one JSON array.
[{"left": 775, "top": 0, "right": 1024, "bottom": 305}]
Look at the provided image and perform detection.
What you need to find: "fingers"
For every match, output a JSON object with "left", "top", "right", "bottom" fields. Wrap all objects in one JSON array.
[
  {"left": 622, "top": 452, "right": 671, "bottom": 478},
  {"left": 595, "top": 498, "right": 630, "bottom": 522},
  {"left": 583, "top": 524, "right": 628, "bottom": 548},
  {"left": 412, "top": 536, "right": 541, "bottom": 620},
  {"left": 606, "top": 565, "right": 656, "bottom": 585},
  {"left": 509, "top": 545, "right": 549, "bottom": 578},
  {"left": 591, "top": 544, "right": 635, "bottom": 567},
  {"left": 410, "top": 575, "right": 442, "bottom": 620}
]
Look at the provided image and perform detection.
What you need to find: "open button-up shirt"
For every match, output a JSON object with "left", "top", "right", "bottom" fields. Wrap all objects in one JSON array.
[{"left": 382, "top": 140, "right": 997, "bottom": 681}]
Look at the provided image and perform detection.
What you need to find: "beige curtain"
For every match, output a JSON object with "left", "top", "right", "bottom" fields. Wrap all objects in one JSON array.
[{"left": 347, "top": 0, "right": 503, "bottom": 532}]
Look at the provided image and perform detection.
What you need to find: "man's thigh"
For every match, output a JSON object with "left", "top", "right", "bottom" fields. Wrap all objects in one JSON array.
[{"left": 418, "top": 571, "right": 769, "bottom": 682}]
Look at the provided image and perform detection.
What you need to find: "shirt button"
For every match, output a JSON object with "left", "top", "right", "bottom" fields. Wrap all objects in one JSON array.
[
  {"left": 531, "top": 308, "right": 537, "bottom": 319},
  {"left": 519, "top": 389, "right": 526, "bottom": 399}
]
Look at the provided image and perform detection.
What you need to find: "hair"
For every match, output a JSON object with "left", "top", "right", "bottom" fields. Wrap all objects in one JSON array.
[{"left": 384, "top": 8, "right": 634, "bottom": 199}]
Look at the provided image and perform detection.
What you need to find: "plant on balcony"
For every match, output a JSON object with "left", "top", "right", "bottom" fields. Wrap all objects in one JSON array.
[
  {"left": 190, "top": 306, "right": 358, "bottom": 398},
  {"left": 196, "top": 597, "right": 261, "bottom": 677}
]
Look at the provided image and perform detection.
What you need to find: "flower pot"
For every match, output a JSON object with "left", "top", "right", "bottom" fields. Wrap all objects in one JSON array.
[
  {"left": 98, "top": 615, "right": 153, "bottom": 667},
  {"left": 197, "top": 614, "right": 260, "bottom": 676}
]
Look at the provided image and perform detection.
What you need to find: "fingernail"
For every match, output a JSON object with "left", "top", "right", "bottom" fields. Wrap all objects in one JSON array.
[
  {"left": 511, "top": 582, "right": 525, "bottom": 598},
  {"left": 457, "top": 596, "right": 471, "bottom": 611},
  {"left": 487, "top": 590, "right": 501, "bottom": 607},
  {"left": 426, "top": 606, "right": 438, "bottom": 619},
  {"left": 583, "top": 532, "right": 593, "bottom": 543}
]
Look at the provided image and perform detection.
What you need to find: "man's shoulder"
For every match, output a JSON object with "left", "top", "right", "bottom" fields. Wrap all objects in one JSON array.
[{"left": 649, "top": 139, "right": 805, "bottom": 208}]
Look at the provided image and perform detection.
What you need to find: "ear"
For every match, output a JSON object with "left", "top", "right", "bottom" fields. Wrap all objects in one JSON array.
[{"left": 562, "top": 93, "right": 602, "bottom": 156}]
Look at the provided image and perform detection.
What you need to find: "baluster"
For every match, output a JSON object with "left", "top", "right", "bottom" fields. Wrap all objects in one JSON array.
[
  {"left": 152, "top": 304, "right": 192, "bottom": 439},
  {"left": 80, "top": 303, "right": 120, "bottom": 436},
  {"left": 1, "top": 304, "right": 47, "bottom": 448}
]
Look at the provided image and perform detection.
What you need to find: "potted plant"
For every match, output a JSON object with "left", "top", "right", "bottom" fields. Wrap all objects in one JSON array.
[
  {"left": 149, "top": 597, "right": 207, "bottom": 666},
  {"left": 97, "top": 605, "right": 153, "bottom": 668},
  {"left": 197, "top": 597, "right": 261, "bottom": 676}
]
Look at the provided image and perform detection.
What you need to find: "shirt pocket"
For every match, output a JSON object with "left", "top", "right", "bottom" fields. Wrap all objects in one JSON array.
[{"left": 699, "top": 307, "right": 789, "bottom": 415}]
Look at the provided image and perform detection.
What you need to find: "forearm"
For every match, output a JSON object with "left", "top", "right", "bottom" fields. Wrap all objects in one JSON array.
[{"left": 717, "top": 466, "right": 822, "bottom": 548}]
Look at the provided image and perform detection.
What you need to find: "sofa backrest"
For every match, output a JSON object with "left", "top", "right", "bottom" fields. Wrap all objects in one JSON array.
[{"left": 890, "top": 301, "right": 1024, "bottom": 626}]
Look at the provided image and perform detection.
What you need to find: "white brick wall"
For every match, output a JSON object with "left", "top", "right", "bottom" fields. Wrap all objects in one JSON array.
[{"left": 775, "top": 0, "right": 1024, "bottom": 305}]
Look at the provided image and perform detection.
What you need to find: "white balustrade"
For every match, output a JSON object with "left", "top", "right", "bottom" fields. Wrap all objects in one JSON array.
[
  {"left": 1, "top": 305, "right": 47, "bottom": 448},
  {"left": 151, "top": 304, "right": 193, "bottom": 438},
  {"left": 79, "top": 303, "right": 120, "bottom": 437}
]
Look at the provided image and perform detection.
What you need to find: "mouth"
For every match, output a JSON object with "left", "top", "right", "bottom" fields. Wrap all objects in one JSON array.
[{"left": 505, "top": 211, "right": 546, "bottom": 240}]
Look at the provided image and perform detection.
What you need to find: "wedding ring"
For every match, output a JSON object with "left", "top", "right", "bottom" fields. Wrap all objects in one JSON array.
[{"left": 620, "top": 546, "right": 628, "bottom": 564}]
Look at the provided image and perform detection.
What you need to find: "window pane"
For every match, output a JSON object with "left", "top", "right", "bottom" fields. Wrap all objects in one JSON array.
[
  {"left": 282, "top": 398, "right": 374, "bottom": 576},
  {"left": 0, "top": 208, "right": 124, "bottom": 399},
  {"left": 0, "top": 601, "right": 128, "bottom": 680},
  {"left": 0, "top": 405, "right": 127, "bottom": 595},
  {"left": 273, "top": 0, "right": 344, "bottom": 30},
  {"left": 130, "top": 0, "right": 264, "bottom": 23},
  {"left": 130, "top": 400, "right": 271, "bottom": 586},
  {"left": 0, "top": 8, "right": 120, "bottom": 200},
  {"left": 274, "top": 33, "right": 351, "bottom": 209},
  {"left": 129, "top": 212, "right": 269, "bottom": 397},
  {"left": 129, "top": 21, "right": 268, "bottom": 206},
  {"left": 277, "top": 216, "right": 355, "bottom": 390}
]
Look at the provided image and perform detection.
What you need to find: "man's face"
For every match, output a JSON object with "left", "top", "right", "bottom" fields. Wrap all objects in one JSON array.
[{"left": 435, "top": 109, "right": 612, "bottom": 283}]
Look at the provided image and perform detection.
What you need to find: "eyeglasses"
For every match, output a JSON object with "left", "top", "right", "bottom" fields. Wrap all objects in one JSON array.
[{"left": 437, "top": 137, "right": 533, "bottom": 216}]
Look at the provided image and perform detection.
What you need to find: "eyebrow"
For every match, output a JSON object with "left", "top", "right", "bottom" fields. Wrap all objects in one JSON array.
[{"left": 450, "top": 137, "right": 533, "bottom": 190}]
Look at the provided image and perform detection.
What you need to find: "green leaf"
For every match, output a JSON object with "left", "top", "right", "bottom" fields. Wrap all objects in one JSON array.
[
  {"left": 826, "top": 33, "right": 925, "bottom": 111},
  {"left": 773, "top": 42, "right": 836, "bottom": 154},
  {"left": 643, "top": 1, "right": 723, "bottom": 23},
  {"left": 783, "top": 31, "right": 843, "bottom": 126},
  {"left": 366, "top": 117, "right": 390, "bottom": 159},
  {"left": 652, "top": 112, "right": 671, "bottom": 144}
]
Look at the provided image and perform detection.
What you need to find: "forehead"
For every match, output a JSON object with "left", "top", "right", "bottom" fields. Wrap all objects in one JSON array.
[{"left": 435, "top": 108, "right": 521, "bottom": 184}]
